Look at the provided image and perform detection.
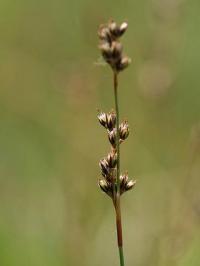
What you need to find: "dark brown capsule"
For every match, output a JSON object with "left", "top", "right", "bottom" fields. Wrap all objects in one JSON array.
[
  {"left": 99, "top": 179, "right": 113, "bottom": 197},
  {"left": 125, "top": 180, "right": 136, "bottom": 191},
  {"left": 108, "top": 128, "right": 117, "bottom": 148},
  {"left": 107, "top": 151, "right": 117, "bottom": 168},
  {"left": 119, "top": 120, "right": 129, "bottom": 141},
  {"left": 98, "top": 112, "right": 107, "bottom": 128},
  {"left": 108, "top": 21, "right": 128, "bottom": 39},
  {"left": 99, "top": 158, "right": 110, "bottom": 178},
  {"left": 116, "top": 56, "right": 131, "bottom": 72},
  {"left": 106, "top": 111, "right": 116, "bottom": 130}
]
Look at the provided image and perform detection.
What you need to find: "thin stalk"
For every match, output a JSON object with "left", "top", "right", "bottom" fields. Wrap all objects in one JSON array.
[
  {"left": 113, "top": 72, "right": 120, "bottom": 192},
  {"left": 113, "top": 71, "right": 125, "bottom": 266}
]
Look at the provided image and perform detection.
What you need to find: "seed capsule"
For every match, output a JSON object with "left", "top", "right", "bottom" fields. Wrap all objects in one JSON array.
[
  {"left": 99, "top": 42, "right": 113, "bottom": 63},
  {"left": 99, "top": 158, "right": 109, "bottom": 178},
  {"left": 108, "top": 128, "right": 117, "bottom": 148},
  {"left": 119, "top": 22, "right": 128, "bottom": 35},
  {"left": 107, "top": 151, "right": 117, "bottom": 168},
  {"left": 108, "top": 21, "right": 128, "bottom": 39},
  {"left": 108, "top": 21, "right": 118, "bottom": 35},
  {"left": 116, "top": 56, "right": 131, "bottom": 71},
  {"left": 99, "top": 179, "right": 113, "bottom": 197},
  {"left": 125, "top": 180, "right": 136, "bottom": 191},
  {"left": 98, "top": 26, "right": 111, "bottom": 42},
  {"left": 106, "top": 111, "right": 116, "bottom": 130},
  {"left": 98, "top": 111, "right": 116, "bottom": 130},
  {"left": 120, "top": 173, "right": 128, "bottom": 185},
  {"left": 97, "top": 112, "right": 107, "bottom": 128},
  {"left": 119, "top": 121, "right": 129, "bottom": 141},
  {"left": 111, "top": 42, "right": 123, "bottom": 61},
  {"left": 119, "top": 173, "right": 128, "bottom": 194},
  {"left": 119, "top": 173, "right": 136, "bottom": 195}
]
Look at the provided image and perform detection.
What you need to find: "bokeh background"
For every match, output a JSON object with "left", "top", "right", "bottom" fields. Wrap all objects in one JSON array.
[{"left": 1, "top": 0, "right": 200, "bottom": 265}]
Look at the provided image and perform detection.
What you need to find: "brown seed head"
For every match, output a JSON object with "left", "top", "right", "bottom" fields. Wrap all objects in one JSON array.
[
  {"left": 108, "top": 128, "right": 117, "bottom": 148},
  {"left": 98, "top": 20, "right": 131, "bottom": 72},
  {"left": 116, "top": 56, "right": 131, "bottom": 72},
  {"left": 99, "top": 158, "right": 110, "bottom": 178},
  {"left": 119, "top": 22, "right": 128, "bottom": 35},
  {"left": 97, "top": 112, "right": 107, "bottom": 128},
  {"left": 108, "top": 20, "right": 128, "bottom": 39},
  {"left": 106, "top": 111, "right": 116, "bottom": 130},
  {"left": 125, "top": 180, "right": 136, "bottom": 191},
  {"left": 120, "top": 173, "right": 136, "bottom": 195},
  {"left": 119, "top": 120, "right": 129, "bottom": 141},
  {"left": 111, "top": 41, "right": 123, "bottom": 63},
  {"left": 99, "top": 179, "right": 113, "bottom": 197},
  {"left": 98, "top": 25, "right": 112, "bottom": 43},
  {"left": 99, "top": 42, "right": 113, "bottom": 62},
  {"left": 107, "top": 150, "right": 117, "bottom": 168},
  {"left": 98, "top": 111, "right": 116, "bottom": 130}
]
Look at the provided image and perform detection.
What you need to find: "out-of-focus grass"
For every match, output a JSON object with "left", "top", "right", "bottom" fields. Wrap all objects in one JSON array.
[{"left": 0, "top": 0, "right": 200, "bottom": 265}]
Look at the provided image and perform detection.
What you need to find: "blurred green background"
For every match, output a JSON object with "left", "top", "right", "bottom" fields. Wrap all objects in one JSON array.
[{"left": 0, "top": 0, "right": 200, "bottom": 265}]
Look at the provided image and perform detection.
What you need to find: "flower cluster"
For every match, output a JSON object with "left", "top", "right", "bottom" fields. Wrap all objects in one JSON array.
[
  {"left": 98, "top": 110, "right": 136, "bottom": 198},
  {"left": 98, "top": 20, "right": 131, "bottom": 72}
]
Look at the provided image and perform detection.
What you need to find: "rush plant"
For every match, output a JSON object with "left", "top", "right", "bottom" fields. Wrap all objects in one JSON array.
[{"left": 97, "top": 20, "right": 136, "bottom": 266}]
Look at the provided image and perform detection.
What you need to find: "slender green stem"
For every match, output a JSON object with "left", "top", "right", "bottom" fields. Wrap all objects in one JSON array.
[
  {"left": 113, "top": 71, "right": 125, "bottom": 266},
  {"left": 113, "top": 72, "right": 120, "bottom": 192},
  {"left": 119, "top": 246, "right": 125, "bottom": 266}
]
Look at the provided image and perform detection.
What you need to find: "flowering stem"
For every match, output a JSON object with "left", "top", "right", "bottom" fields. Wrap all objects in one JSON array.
[
  {"left": 114, "top": 72, "right": 120, "bottom": 192},
  {"left": 113, "top": 71, "right": 125, "bottom": 266}
]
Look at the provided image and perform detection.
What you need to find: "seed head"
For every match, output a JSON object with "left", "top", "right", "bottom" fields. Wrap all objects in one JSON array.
[
  {"left": 99, "top": 179, "right": 113, "bottom": 197},
  {"left": 106, "top": 111, "right": 116, "bottom": 130},
  {"left": 119, "top": 120, "right": 129, "bottom": 141},
  {"left": 98, "top": 20, "right": 131, "bottom": 72},
  {"left": 116, "top": 56, "right": 131, "bottom": 72},
  {"left": 125, "top": 180, "right": 136, "bottom": 191},
  {"left": 98, "top": 26, "right": 111, "bottom": 42},
  {"left": 99, "top": 158, "right": 110, "bottom": 178},
  {"left": 98, "top": 111, "right": 116, "bottom": 131},
  {"left": 107, "top": 150, "right": 117, "bottom": 168},
  {"left": 120, "top": 173, "right": 136, "bottom": 195},
  {"left": 108, "top": 128, "right": 117, "bottom": 148},
  {"left": 108, "top": 20, "right": 128, "bottom": 39},
  {"left": 99, "top": 41, "right": 123, "bottom": 67},
  {"left": 112, "top": 41, "right": 123, "bottom": 60},
  {"left": 120, "top": 173, "right": 128, "bottom": 186},
  {"left": 99, "top": 42, "right": 113, "bottom": 62},
  {"left": 98, "top": 112, "right": 107, "bottom": 128},
  {"left": 119, "top": 22, "right": 128, "bottom": 35}
]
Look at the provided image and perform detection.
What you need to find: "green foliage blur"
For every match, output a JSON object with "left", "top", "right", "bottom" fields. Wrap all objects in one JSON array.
[{"left": 0, "top": 0, "right": 200, "bottom": 265}]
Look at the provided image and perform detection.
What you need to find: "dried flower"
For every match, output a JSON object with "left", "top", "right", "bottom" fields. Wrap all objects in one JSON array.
[
  {"left": 116, "top": 56, "right": 131, "bottom": 72},
  {"left": 108, "top": 21, "right": 128, "bottom": 39},
  {"left": 108, "top": 128, "right": 117, "bottom": 148},
  {"left": 98, "top": 111, "right": 116, "bottom": 131},
  {"left": 99, "top": 179, "right": 113, "bottom": 197},
  {"left": 98, "top": 20, "right": 131, "bottom": 72},
  {"left": 125, "top": 180, "right": 136, "bottom": 191},
  {"left": 107, "top": 150, "right": 117, "bottom": 168},
  {"left": 98, "top": 26, "right": 111, "bottom": 42},
  {"left": 119, "top": 120, "right": 129, "bottom": 141},
  {"left": 106, "top": 111, "right": 116, "bottom": 130},
  {"left": 119, "top": 22, "right": 128, "bottom": 35},
  {"left": 99, "top": 153, "right": 117, "bottom": 183},
  {"left": 99, "top": 158, "right": 110, "bottom": 178},
  {"left": 120, "top": 173, "right": 136, "bottom": 195},
  {"left": 98, "top": 112, "right": 107, "bottom": 128}
]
